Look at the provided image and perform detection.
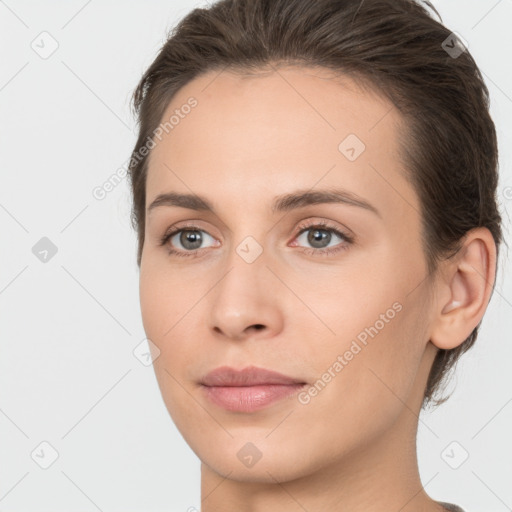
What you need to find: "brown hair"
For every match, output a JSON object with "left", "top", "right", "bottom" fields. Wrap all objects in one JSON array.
[{"left": 127, "top": 0, "right": 504, "bottom": 409}]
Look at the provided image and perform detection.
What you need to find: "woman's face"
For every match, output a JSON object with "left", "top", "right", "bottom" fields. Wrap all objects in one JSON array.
[{"left": 139, "top": 66, "right": 438, "bottom": 482}]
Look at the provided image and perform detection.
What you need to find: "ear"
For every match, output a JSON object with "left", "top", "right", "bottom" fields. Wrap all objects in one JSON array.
[{"left": 429, "top": 227, "right": 497, "bottom": 350}]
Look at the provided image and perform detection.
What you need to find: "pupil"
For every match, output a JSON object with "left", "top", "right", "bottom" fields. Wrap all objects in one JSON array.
[
  {"left": 308, "top": 229, "right": 330, "bottom": 248},
  {"left": 182, "top": 230, "right": 202, "bottom": 249}
]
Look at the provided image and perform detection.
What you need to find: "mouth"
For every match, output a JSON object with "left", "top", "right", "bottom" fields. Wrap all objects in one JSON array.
[{"left": 199, "top": 365, "right": 307, "bottom": 413}]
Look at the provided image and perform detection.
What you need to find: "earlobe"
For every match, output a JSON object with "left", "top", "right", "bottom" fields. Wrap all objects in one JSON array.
[{"left": 429, "top": 228, "right": 496, "bottom": 351}]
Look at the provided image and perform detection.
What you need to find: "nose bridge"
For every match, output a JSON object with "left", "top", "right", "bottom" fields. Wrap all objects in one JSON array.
[
  {"left": 221, "top": 209, "right": 272, "bottom": 271},
  {"left": 216, "top": 229, "right": 268, "bottom": 302},
  {"left": 207, "top": 225, "right": 281, "bottom": 339}
]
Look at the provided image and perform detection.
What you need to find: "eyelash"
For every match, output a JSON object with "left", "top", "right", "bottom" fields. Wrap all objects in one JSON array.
[{"left": 158, "top": 220, "right": 354, "bottom": 259}]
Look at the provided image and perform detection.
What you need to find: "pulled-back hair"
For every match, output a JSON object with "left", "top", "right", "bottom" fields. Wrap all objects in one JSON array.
[{"left": 127, "top": 0, "right": 503, "bottom": 409}]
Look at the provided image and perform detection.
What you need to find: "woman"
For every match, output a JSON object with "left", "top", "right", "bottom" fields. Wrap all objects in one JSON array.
[{"left": 127, "top": 0, "right": 503, "bottom": 510}]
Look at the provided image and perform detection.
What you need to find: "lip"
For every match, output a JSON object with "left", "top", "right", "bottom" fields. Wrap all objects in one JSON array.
[
  {"left": 200, "top": 365, "right": 306, "bottom": 387},
  {"left": 200, "top": 365, "right": 307, "bottom": 413}
]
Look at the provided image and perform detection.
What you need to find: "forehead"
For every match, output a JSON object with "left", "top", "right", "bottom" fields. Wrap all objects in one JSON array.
[{"left": 145, "top": 66, "right": 417, "bottom": 220}]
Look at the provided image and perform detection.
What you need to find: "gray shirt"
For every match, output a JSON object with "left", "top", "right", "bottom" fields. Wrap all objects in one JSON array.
[{"left": 438, "top": 502, "right": 465, "bottom": 512}]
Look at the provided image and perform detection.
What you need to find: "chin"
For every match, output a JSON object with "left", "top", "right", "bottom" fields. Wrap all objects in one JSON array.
[{"left": 192, "top": 434, "right": 325, "bottom": 484}]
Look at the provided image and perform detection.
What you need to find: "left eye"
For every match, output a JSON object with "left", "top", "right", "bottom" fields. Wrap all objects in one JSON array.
[
  {"left": 294, "top": 225, "right": 349, "bottom": 250},
  {"left": 293, "top": 222, "right": 354, "bottom": 256}
]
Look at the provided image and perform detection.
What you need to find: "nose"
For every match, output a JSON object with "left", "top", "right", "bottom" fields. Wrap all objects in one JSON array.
[
  {"left": 213, "top": 322, "right": 267, "bottom": 341},
  {"left": 208, "top": 253, "right": 284, "bottom": 342}
]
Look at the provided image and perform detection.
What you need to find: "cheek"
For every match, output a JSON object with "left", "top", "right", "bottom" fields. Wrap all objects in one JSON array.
[
  {"left": 296, "top": 256, "right": 429, "bottom": 417},
  {"left": 139, "top": 262, "right": 200, "bottom": 383},
  {"left": 139, "top": 269, "right": 190, "bottom": 422},
  {"left": 139, "top": 271, "right": 165, "bottom": 343},
  {"left": 139, "top": 261, "right": 184, "bottom": 341},
  {"left": 333, "top": 294, "right": 428, "bottom": 419}
]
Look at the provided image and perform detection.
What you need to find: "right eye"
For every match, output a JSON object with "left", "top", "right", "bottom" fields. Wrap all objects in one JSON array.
[{"left": 159, "top": 225, "right": 219, "bottom": 258}]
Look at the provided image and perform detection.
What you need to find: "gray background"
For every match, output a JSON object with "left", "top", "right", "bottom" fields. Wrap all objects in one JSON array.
[{"left": 0, "top": 1, "right": 511, "bottom": 511}]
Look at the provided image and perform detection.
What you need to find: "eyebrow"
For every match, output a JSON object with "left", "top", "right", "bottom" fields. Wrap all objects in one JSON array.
[{"left": 147, "top": 188, "right": 381, "bottom": 218}]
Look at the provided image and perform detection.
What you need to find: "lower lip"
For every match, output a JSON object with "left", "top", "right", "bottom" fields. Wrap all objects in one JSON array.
[{"left": 201, "top": 383, "right": 306, "bottom": 412}]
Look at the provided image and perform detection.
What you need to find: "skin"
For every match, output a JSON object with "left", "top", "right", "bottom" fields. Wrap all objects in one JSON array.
[{"left": 138, "top": 65, "right": 496, "bottom": 512}]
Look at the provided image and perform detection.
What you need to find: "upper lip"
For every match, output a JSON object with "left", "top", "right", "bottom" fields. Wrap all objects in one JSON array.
[{"left": 200, "top": 365, "right": 306, "bottom": 387}]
